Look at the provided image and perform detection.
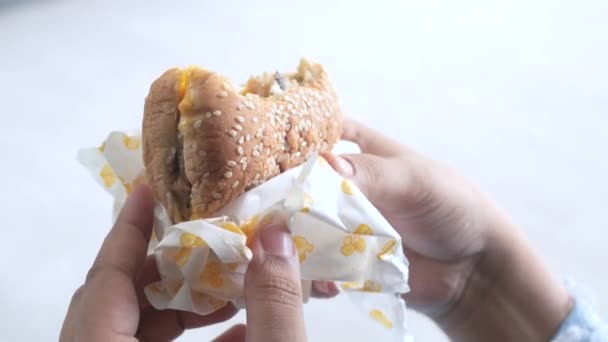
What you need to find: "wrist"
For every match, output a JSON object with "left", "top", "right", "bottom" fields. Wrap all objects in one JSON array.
[{"left": 434, "top": 218, "right": 573, "bottom": 341}]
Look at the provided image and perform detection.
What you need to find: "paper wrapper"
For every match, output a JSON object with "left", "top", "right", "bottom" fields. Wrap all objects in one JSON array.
[{"left": 79, "top": 130, "right": 412, "bottom": 341}]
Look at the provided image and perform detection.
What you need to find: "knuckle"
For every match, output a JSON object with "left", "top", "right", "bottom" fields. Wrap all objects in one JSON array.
[
  {"left": 85, "top": 263, "right": 133, "bottom": 284},
  {"left": 249, "top": 258, "right": 302, "bottom": 309},
  {"left": 254, "top": 274, "right": 302, "bottom": 308},
  {"left": 69, "top": 285, "right": 86, "bottom": 306}
]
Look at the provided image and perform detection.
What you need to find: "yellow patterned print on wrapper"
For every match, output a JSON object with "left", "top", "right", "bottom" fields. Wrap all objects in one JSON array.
[
  {"left": 175, "top": 232, "right": 207, "bottom": 267},
  {"left": 354, "top": 224, "right": 373, "bottom": 235},
  {"left": 147, "top": 282, "right": 162, "bottom": 294},
  {"left": 123, "top": 182, "right": 133, "bottom": 194},
  {"left": 118, "top": 176, "right": 133, "bottom": 194},
  {"left": 340, "top": 280, "right": 381, "bottom": 292},
  {"left": 300, "top": 193, "right": 313, "bottom": 213},
  {"left": 200, "top": 261, "right": 223, "bottom": 288},
  {"left": 370, "top": 309, "right": 393, "bottom": 329},
  {"left": 227, "top": 263, "right": 238, "bottom": 272},
  {"left": 362, "top": 280, "right": 382, "bottom": 292},
  {"left": 341, "top": 282, "right": 359, "bottom": 290},
  {"left": 100, "top": 164, "right": 117, "bottom": 188},
  {"left": 122, "top": 135, "right": 141, "bottom": 150},
  {"left": 222, "top": 222, "right": 245, "bottom": 236},
  {"left": 293, "top": 236, "right": 314, "bottom": 263},
  {"left": 341, "top": 235, "right": 366, "bottom": 256},
  {"left": 377, "top": 240, "right": 397, "bottom": 260},
  {"left": 240, "top": 215, "right": 259, "bottom": 246},
  {"left": 341, "top": 179, "right": 356, "bottom": 195}
]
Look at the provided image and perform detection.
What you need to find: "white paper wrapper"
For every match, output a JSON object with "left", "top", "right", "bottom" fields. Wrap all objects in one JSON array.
[{"left": 79, "top": 130, "right": 412, "bottom": 341}]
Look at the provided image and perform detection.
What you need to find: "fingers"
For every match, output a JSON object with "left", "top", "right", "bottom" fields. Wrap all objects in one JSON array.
[
  {"left": 311, "top": 281, "right": 339, "bottom": 298},
  {"left": 87, "top": 185, "right": 155, "bottom": 283},
  {"left": 136, "top": 255, "right": 161, "bottom": 310},
  {"left": 136, "top": 304, "right": 239, "bottom": 341},
  {"left": 244, "top": 222, "right": 306, "bottom": 342},
  {"left": 212, "top": 324, "right": 247, "bottom": 342},
  {"left": 341, "top": 118, "right": 404, "bottom": 156},
  {"left": 65, "top": 185, "right": 156, "bottom": 341}
]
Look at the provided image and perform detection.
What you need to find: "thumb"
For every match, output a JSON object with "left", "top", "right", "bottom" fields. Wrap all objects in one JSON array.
[
  {"left": 322, "top": 152, "right": 392, "bottom": 205},
  {"left": 244, "top": 219, "right": 306, "bottom": 342}
]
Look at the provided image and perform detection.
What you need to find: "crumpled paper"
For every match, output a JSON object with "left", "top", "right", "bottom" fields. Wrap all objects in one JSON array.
[{"left": 79, "top": 130, "right": 412, "bottom": 341}]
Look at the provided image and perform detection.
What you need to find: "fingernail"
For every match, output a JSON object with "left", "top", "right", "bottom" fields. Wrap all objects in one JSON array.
[
  {"left": 313, "top": 281, "right": 340, "bottom": 298},
  {"left": 315, "top": 281, "right": 329, "bottom": 293},
  {"left": 260, "top": 224, "right": 294, "bottom": 257},
  {"left": 326, "top": 282, "right": 339, "bottom": 296},
  {"left": 334, "top": 155, "right": 354, "bottom": 177}
]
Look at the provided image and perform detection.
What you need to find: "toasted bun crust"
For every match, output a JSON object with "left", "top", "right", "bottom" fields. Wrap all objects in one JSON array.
[{"left": 143, "top": 60, "right": 342, "bottom": 223}]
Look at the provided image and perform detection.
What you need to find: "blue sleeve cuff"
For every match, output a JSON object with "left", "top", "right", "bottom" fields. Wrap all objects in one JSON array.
[{"left": 552, "top": 291, "right": 608, "bottom": 342}]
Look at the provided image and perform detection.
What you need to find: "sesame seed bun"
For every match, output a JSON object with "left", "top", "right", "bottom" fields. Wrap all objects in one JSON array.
[{"left": 142, "top": 59, "right": 343, "bottom": 223}]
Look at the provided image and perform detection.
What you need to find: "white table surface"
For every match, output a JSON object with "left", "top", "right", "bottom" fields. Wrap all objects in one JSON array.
[{"left": 1, "top": 0, "right": 607, "bottom": 341}]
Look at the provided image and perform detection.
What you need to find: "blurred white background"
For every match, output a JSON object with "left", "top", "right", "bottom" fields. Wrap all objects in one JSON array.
[{"left": 1, "top": 0, "right": 607, "bottom": 341}]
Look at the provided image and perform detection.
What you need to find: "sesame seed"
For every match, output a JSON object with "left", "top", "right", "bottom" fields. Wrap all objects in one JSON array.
[
  {"left": 245, "top": 101, "right": 254, "bottom": 110},
  {"left": 194, "top": 119, "right": 202, "bottom": 128},
  {"left": 255, "top": 173, "right": 260, "bottom": 180},
  {"left": 237, "top": 104, "right": 245, "bottom": 111},
  {"left": 238, "top": 136, "right": 245, "bottom": 144},
  {"left": 246, "top": 134, "right": 251, "bottom": 141},
  {"left": 213, "top": 110, "right": 221, "bottom": 116},
  {"left": 301, "top": 141, "right": 307, "bottom": 147},
  {"left": 228, "top": 130, "right": 237, "bottom": 137},
  {"left": 205, "top": 112, "right": 212, "bottom": 118},
  {"left": 279, "top": 105, "right": 285, "bottom": 111},
  {"left": 224, "top": 171, "right": 233, "bottom": 178},
  {"left": 212, "top": 192, "right": 223, "bottom": 199},
  {"left": 252, "top": 150, "right": 260, "bottom": 157},
  {"left": 227, "top": 160, "right": 237, "bottom": 167},
  {"left": 235, "top": 116, "right": 245, "bottom": 123},
  {"left": 237, "top": 146, "right": 244, "bottom": 155},
  {"left": 287, "top": 104, "right": 294, "bottom": 111},
  {"left": 252, "top": 117, "right": 258, "bottom": 123},
  {"left": 223, "top": 82, "right": 232, "bottom": 91},
  {"left": 232, "top": 181, "right": 239, "bottom": 188},
  {"left": 217, "top": 91, "right": 228, "bottom": 98},
  {"left": 241, "top": 162, "right": 248, "bottom": 171},
  {"left": 234, "top": 124, "right": 243, "bottom": 131},
  {"left": 294, "top": 152, "right": 301, "bottom": 158}
]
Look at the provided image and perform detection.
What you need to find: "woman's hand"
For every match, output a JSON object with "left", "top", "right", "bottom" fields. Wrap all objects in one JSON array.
[
  {"left": 60, "top": 186, "right": 238, "bottom": 342},
  {"left": 323, "top": 119, "right": 573, "bottom": 341},
  {"left": 60, "top": 185, "right": 309, "bottom": 342}
]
